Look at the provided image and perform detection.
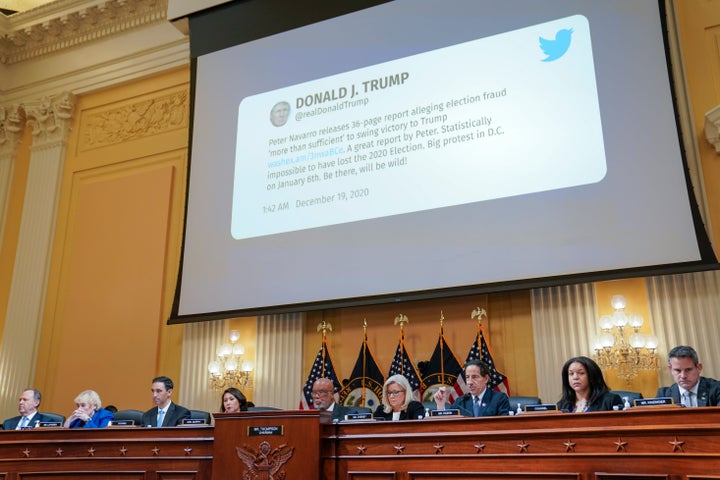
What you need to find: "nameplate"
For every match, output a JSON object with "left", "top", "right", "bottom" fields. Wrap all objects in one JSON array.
[
  {"left": 182, "top": 418, "right": 207, "bottom": 425},
  {"left": 344, "top": 412, "right": 373, "bottom": 421},
  {"left": 524, "top": 404, "right": 558, "bottom": 412},
  {"left": 634, "top": 397, "right": 674, "bottom": 407},
  {"left": 108, "top": 419, "right": 135, "bottom": 427},
  {"left": 38, "top": 421, "right": 63, "bottom": 428},
  {"left": 248, "top": 425, "right": 284, "bottom": 436},
  {"left": 429, "top": 409, "right": 460, "bottom": 417}
]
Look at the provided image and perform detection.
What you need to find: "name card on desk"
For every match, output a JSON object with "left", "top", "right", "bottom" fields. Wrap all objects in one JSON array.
[
  {"left": 429, "top": 409, "right": 460, "bottom": 417},
  {"left": 108, "top": 419, "right": 135, "bottom": 427},
  {"left": 248, "top": 425, "right": 284, "bottom": 436},
  {"left": 634, "top": 397, "right": 675, "bottom": 407},
  {"left": 524, "top": 404, "right": 558, "bottom": 412},
  {"left": 38, "top": 421, "right": 63, "bottom": 428},
  {"left": 182, "top": 418, "right": 208, "bottom": 425},
  {"left": 344, "top": 412, "right": 373, "bottom": 421}
]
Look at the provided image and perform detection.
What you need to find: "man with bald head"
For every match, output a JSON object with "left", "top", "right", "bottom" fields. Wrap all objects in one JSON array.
[{"left": 311, "top": 378, "right": 359, "bottom": 422}]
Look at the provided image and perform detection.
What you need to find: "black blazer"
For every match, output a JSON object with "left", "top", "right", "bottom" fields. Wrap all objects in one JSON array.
[
  {"left": 373, "top": 400, "right": 425, "bottom": 420},
  {"left": 2, "top": 412, "right": 53, "bottom": 430},
  {"left": 141, "top": 402, "right": 191, "bottom": 427},
  {"left": 656, "top": 377, "right": 720, "bottom": 407},
  {"left": 451, "top": 390, "right": 511, "bottom": 417},
  {"left": 557, "top": 391, "right": 623, "bottom": 412}
]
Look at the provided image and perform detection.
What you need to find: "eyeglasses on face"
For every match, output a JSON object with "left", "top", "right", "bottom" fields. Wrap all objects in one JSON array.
[
  {"left": 386, "top": 390, "right": 405, "bottom": 397},
  {"left": 311, "top": 390, "right": 332, "bottom": 396}
]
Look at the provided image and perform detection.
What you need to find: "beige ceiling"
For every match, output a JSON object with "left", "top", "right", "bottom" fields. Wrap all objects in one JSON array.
[{"left": 0, "top": 0, "right": 56, "bottom": 14}]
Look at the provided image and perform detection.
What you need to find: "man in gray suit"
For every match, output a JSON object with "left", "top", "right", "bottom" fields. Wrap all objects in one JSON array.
[{"left": 656, "top": 345, "right": 720, "bottom": 407}]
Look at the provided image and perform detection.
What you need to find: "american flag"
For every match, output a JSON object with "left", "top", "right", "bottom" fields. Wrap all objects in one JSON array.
[
  {"left": 300, "top": 339, "right": 341, "bottom": 409},
  {"left": 453, "top": 326, "right": 509, "bottom": 397},
  {"left": 388, "top": 338, "right": 425, "bottom": 395}
]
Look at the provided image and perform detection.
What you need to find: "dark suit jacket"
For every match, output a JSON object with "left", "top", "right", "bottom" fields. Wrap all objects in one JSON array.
[
  {"left": 2, "top": 412, "right": 53, "bottom": 430},
  {"left": 451, "top": 390, "right": 510, "bottom": 417},
  {"left": 373, "top": 400, "right": 425, "bottom": 421},
  {"left": 141, "top": 402, "right": 191, "bottom": 427},
  {"left": 656, "top": 377, "right": 720, "bottom": 407},
  {"left": 557, "top": 391, "right": 623, "bottom": 412}
]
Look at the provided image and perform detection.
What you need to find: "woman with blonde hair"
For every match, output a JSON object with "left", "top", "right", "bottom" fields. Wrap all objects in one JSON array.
[
  {"left": 373, "top": 374, "right": 425, "bottom": 421},
  {"left": 64, "top": 389, "right": 114, "bottom": 428}
]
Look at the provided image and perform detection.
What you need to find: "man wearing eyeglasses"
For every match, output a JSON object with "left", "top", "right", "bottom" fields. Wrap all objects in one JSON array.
[
  {"left": 311, "top": 378, "right": 357, "bottom": 422},
  {"left": 433, "top": 359, "right": 510, "bottom": 416}
]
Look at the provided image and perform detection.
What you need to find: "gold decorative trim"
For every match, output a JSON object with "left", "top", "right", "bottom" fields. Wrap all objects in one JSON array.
[
  {"left": 78, "top": 88, "right": 188, "bottom": 150},
  {"left": 0, "top": 0, "right": 169, "bottom": 65}
]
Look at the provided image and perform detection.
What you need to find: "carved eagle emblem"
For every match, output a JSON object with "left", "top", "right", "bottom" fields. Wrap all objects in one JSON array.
[{"left": 236, "top": 441, "right": 294, "bottom": 480}]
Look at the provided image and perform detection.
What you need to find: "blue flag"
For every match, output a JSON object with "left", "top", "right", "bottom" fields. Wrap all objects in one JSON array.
[
  {"left": 339, "top": 336, "right": 385, "bottom": 410},
  {"left": 422, "top": 330, "right": 464, "bottom": 402}
]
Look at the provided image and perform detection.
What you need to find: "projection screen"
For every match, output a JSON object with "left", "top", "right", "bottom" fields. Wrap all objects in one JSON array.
[{"left": 169, "top": 0, "right": 716, "bottom": 323}]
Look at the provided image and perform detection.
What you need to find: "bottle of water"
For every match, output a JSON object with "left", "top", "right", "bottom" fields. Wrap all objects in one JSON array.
[
  {"left": 623, "top": 397, "right": 631, "bottom": 410},
  {"left": 424, "top": 407, "right": 430, "bottom": 418},
  {"left": 516, "top": 403, "right": 523, "bottom": 415}
]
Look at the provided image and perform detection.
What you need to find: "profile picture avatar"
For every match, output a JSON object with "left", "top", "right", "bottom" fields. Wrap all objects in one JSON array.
[{"left": 270, "top": 101, "right": 290, "bottom": 127}]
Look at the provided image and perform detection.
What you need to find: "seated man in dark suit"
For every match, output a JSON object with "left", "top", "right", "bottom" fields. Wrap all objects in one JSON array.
[
  {"left": 656, "top": 345, "right": 720, "bottom": 407},
  {"left": 2, "top": 388, "right": 52, "bottom": 429},
  {"left": 433, "top": 359, "right": 510, "bottom": 416},
  {"left": 141, "top": 376, "right": 191, "bottom": 427},
  {"left": 311, "top": 378, "right": 359, "bottom": 421}
]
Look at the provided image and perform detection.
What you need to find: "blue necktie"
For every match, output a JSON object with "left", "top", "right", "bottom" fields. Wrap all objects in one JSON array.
[
  {"left": 157, "top": 409, "right": 165, "bottom": 427},
  {"left": 19, "top": 416, "right": 29, "bottom": 429},
  {"left": 473, "top": 396, "right": 480, "bottom": 416}
]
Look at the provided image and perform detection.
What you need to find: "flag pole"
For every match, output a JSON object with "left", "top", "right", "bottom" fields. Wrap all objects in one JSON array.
[
  {"left": 439, "top": 311, "right": 445, "bottom": 385},
  {"left": 361, "top": 318, "right": 368, "bottom": 405},
  {"left": 394, "top": 314, "right": 408, "bottom": 376},
  {"left": 317, "top": 319, "right": 332, "bottom": 378}
]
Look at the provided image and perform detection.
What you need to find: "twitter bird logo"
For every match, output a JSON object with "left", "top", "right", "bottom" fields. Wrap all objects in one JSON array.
[{"left": 539, "top": 28, "right": 573, "bottom": 62}]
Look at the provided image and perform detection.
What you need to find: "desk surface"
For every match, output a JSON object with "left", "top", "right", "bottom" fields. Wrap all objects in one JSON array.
[
  {"left": 0, "top": 426, "right": 213, "bottom": 479},
  {"left": 324, "top": 406, "right": 720, "bottom": 479},
  {"left": 0, "top": 408, "right": 717, "bottom": 480}
]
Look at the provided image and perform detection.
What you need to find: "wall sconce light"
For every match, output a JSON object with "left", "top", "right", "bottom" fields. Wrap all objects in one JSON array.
[
  {"left": 207, "top": 329, "right": 253, "bottom": 390},
  {"left": 592, "top": 295, "right": 659, "bottom": 383}
]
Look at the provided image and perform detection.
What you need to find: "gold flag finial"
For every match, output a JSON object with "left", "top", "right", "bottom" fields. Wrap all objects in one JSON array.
[
  {"left": 394, "top": 314, "right": 409, "bottom": 331},
  {"left": 471, "top": 307, "right": 487, "bottom": 322},
  {"left": 317, "top": 320, "right": 333, "bottom": 334},
  {"left": 439, "top": 310, "right": 445, "bottom": 327},
  {"left": 363, "top": 318, "right": 368, "bottom": 332}
]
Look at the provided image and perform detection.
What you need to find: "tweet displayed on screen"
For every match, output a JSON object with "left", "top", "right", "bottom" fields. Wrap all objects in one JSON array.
[{"left": 231, "top": 15, "right": 605, "bottom": 241}]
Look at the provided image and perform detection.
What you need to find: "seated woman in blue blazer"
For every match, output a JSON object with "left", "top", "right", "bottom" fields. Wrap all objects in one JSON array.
[
  {"left": 373, "top": 374, "right": 425, "bottom": 421},
  {"left": 433, "top": 359, "right": 510, "bottom": 416},
  {"left": 64, "top": 389, "right": 114, "bottom": 428}
]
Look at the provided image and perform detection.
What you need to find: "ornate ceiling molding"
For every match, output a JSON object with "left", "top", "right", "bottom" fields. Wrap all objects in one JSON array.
[{"left": 0, "top": 0, "right": 169, "bottom": 65}]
